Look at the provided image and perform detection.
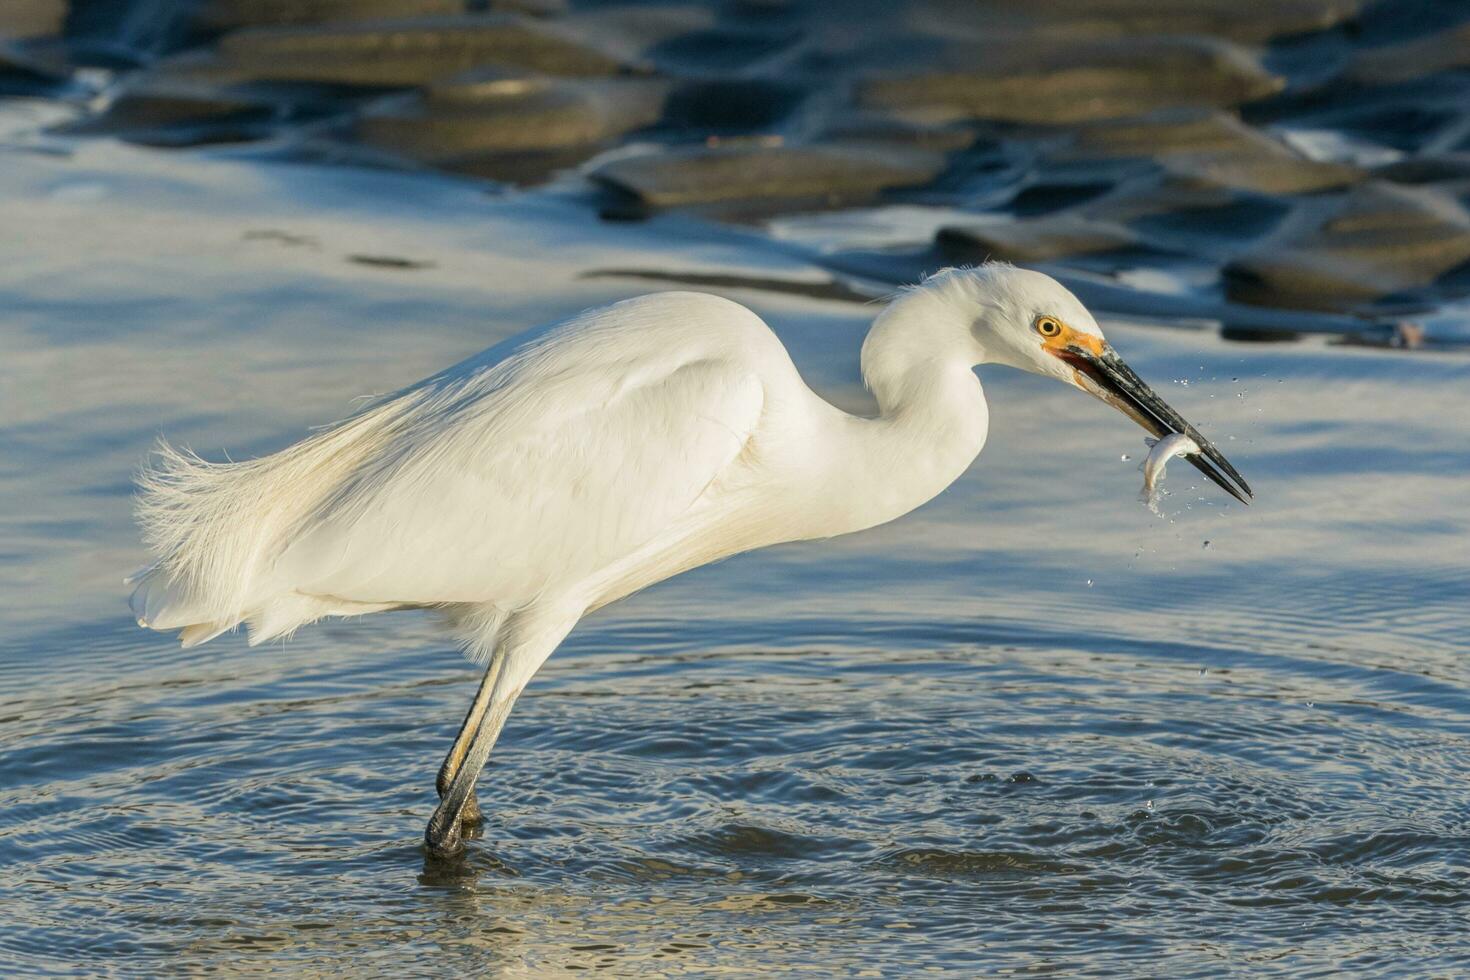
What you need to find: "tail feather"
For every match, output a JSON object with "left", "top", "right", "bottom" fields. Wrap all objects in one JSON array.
[
  {"left": 129, "top": 563, "right": 207, "bottom": 629},
  {"left": 128, "top": 562, "right": 237, "bottom": 647},
  {"left": 180, "top": 622, "right": 232, "bottom": 648},
  {"left": 132, "top": 395, "right": 419, "bottom": 646}
]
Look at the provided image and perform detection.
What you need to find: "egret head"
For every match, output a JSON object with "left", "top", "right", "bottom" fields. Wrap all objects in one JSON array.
[{"left": 932, "top": 264, "right": 1253, "bottom": 504}]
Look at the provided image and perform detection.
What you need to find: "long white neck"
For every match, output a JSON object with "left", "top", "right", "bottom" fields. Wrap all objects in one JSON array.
[{"left": 798, "top": 289, "right": 990, "bottom": 539}]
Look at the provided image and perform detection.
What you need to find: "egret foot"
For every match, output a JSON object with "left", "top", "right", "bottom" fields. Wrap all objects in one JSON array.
[
  {"left": 424, "top": 805, "right": 464, "bottom": 858},
  {"left": 459, "top": 788, "right": 483, "bottom": 827},
  {"left": 435, "top": 773, "right": 483, "bottom": 829}
]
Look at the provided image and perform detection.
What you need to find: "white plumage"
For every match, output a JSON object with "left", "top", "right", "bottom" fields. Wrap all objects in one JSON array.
[{"left": 128, "top": 263, "right": 1249, "bottom": 855}]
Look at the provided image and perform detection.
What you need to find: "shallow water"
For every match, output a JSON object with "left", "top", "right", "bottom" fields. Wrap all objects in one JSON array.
[{"left": 3, "top": 118, "right": 1470, "bottom": 975}]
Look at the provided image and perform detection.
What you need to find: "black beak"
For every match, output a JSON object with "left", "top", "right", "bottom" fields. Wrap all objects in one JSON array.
[{"left": 1058, "top": 344, "right": 1253, "bottom": 505}]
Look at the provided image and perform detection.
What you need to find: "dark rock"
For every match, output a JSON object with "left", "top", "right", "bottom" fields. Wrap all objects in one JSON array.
[
  {"left": 1224, "top": 182, "right": 1470, "bottom": 311},
  {"left": 939, "top": 171, "right": 1290, "bottom": 264},
  {"left": 1078, "top": 176, "right": 1259, "bottom": 229},
  {"left": 1113, "top": 185, "right": 1287, "bottom": 248},
  {"left": 193, "top": 0, "right": 563, "bottom": 35},
  {"left": 1347, "top": 21, "right": 1470, "bottom": 85},
  {"left": 348, "top": 253, "right": 435, "bottom": 269},
  {"left": 1058, "top": 109, "right": 1262, "bottom": 160},
  {"left": 0, "top": 39, "right": 68, "bottom": 87},
  {"left": 0, "top": 0, "right": 65, "bottom": 40},
  {"left": 591, "top": 142, "right": 948, "bottom": 213},
  {"left": 201, "top": 15, "right": 630, "bottom": 88},
  {"left": 911, "top": 0, "right": 1362, "bottom": 45},
  {"left": 819, "top": 112, "right": 979, "bottom": 154},
  {"left": 1219, "top": 325, "right": 1304, "bottom": 343},
  {"left": 195, "top": 0, "right": 461, "bottom": 34},
  {"left": 76, "top": 80, "right": 273, "bottom": 129},
  {"left": 1056, "top": 109, "right": 1361, "bottom": 193},
  {"left": 1374, "top": 154, "right": 1470, "bottom": 187},
  {"left": 355, "top": 74, "right": 669, "bottom": 177},
  {"left": 1159, "top": 150, "right": 1359, "bottom": 194},
  {"left": 938, "top": 215, "right": 1139, "bottom": 262},
  {"left": 858, "top": 36, "right": 1283, "bottom": 125}
]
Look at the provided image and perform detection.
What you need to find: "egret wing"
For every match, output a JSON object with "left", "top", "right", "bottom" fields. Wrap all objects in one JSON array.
[{"left": 275, "top": 350, "right": 765, "bottom": 608}]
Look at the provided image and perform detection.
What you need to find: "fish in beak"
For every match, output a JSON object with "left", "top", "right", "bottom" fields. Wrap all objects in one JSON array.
[{"left": 1051, "top": 338, "right": 1253, "bottom": 505}]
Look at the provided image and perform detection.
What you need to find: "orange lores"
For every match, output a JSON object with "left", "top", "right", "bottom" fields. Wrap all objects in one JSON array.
[{"left": 1041, "top": 319, "right": 1104, "bottom": 357}]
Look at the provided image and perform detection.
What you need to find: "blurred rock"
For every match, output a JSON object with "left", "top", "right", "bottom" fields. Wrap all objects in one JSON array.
[
  {"left": 0, "top": 0, "right": 65, "bottom": 41},
  {"left": 909, "top": 0, "right": 1362, "bottom": 44},
  {"left": 592, "top": 142, "right": 947, "bottom": 214},
  {"left": 939, "top": 173, "right": 1286, "bottom": 263},
  {"left": 1056, "top": 109, "right": 1361, "bottom": 193},
  {"left": 70, "top": 79, "right": 273, "bottom": 131},
  {"left": 1347, "top": 22, "right": 1470, "bottom": 86},
  {"left": 1224, "top": 182, "right": 1470, "bottom": 311},
  {"left": 858, "top": 37, "right": 1282, "bottom": 125},
  {"left": 192, "top": 15, "right": 630, "bottom": 88},
  {"left": 193, "top": 0, "right": 563, "bottom": 34},
  {"left": 355, "top": 73, "right": 669, "bottom": 181},
  {"left": 1160, "top": 150, "right": 1359, "bottom": 194},
  {"left": 819, "top": 113, "right": 978, "bottom": 154},
  {"left": 1374, "top": 153, "right": 1470, "bottom": 188},
  {"left": 0, "top": 40, "right": 68, "bottom": 87},
  {"left": 1058, "top": 109, "right": 1261, "bottom": 159},
  {"left": 938, "top": 216, "right": 1139, "bottom": 262},
  {"left": 1218, "top": 325, "right": 1303, "bottom": 343}
]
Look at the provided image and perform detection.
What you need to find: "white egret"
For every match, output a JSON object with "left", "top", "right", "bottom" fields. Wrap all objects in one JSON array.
[{"left": 129, "top": 263, "right": 1250, "bottom": 856}]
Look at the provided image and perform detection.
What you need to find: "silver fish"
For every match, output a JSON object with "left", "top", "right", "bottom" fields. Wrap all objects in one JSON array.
[{"left": 1140, "top": 432, "right": 1200, "bottom": 510}]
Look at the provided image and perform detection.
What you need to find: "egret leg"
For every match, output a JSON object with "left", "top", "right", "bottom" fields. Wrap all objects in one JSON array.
[
  {"left": 436, "top": 655, "right": 507, "bottom": 827},
  {"left": 425, "top": 651, "right": 524, "bottom": 857},
  {"left": 425, "top": 606, "right": 579, "bottom": 857}
]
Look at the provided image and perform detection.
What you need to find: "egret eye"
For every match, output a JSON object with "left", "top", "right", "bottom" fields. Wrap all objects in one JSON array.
[{"left": 1036, "top": 316, "right": 1063, "bottom": 338}]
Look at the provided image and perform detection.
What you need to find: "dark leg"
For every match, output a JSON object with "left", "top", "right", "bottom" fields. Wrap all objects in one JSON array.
[
  {"left": 425, "top": 675, "right": 521, "bottom": 858},
  {"left": 436, "top": 656, "right": 505, "bottom": 827},
  {"left": 425, "top": 607, "right": 578, "bottom": 858}
]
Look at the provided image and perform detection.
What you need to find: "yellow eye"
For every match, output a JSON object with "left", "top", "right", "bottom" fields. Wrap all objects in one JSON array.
[{"left": 1036, "top": 316, "right": 1063, "bottom": 337}]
